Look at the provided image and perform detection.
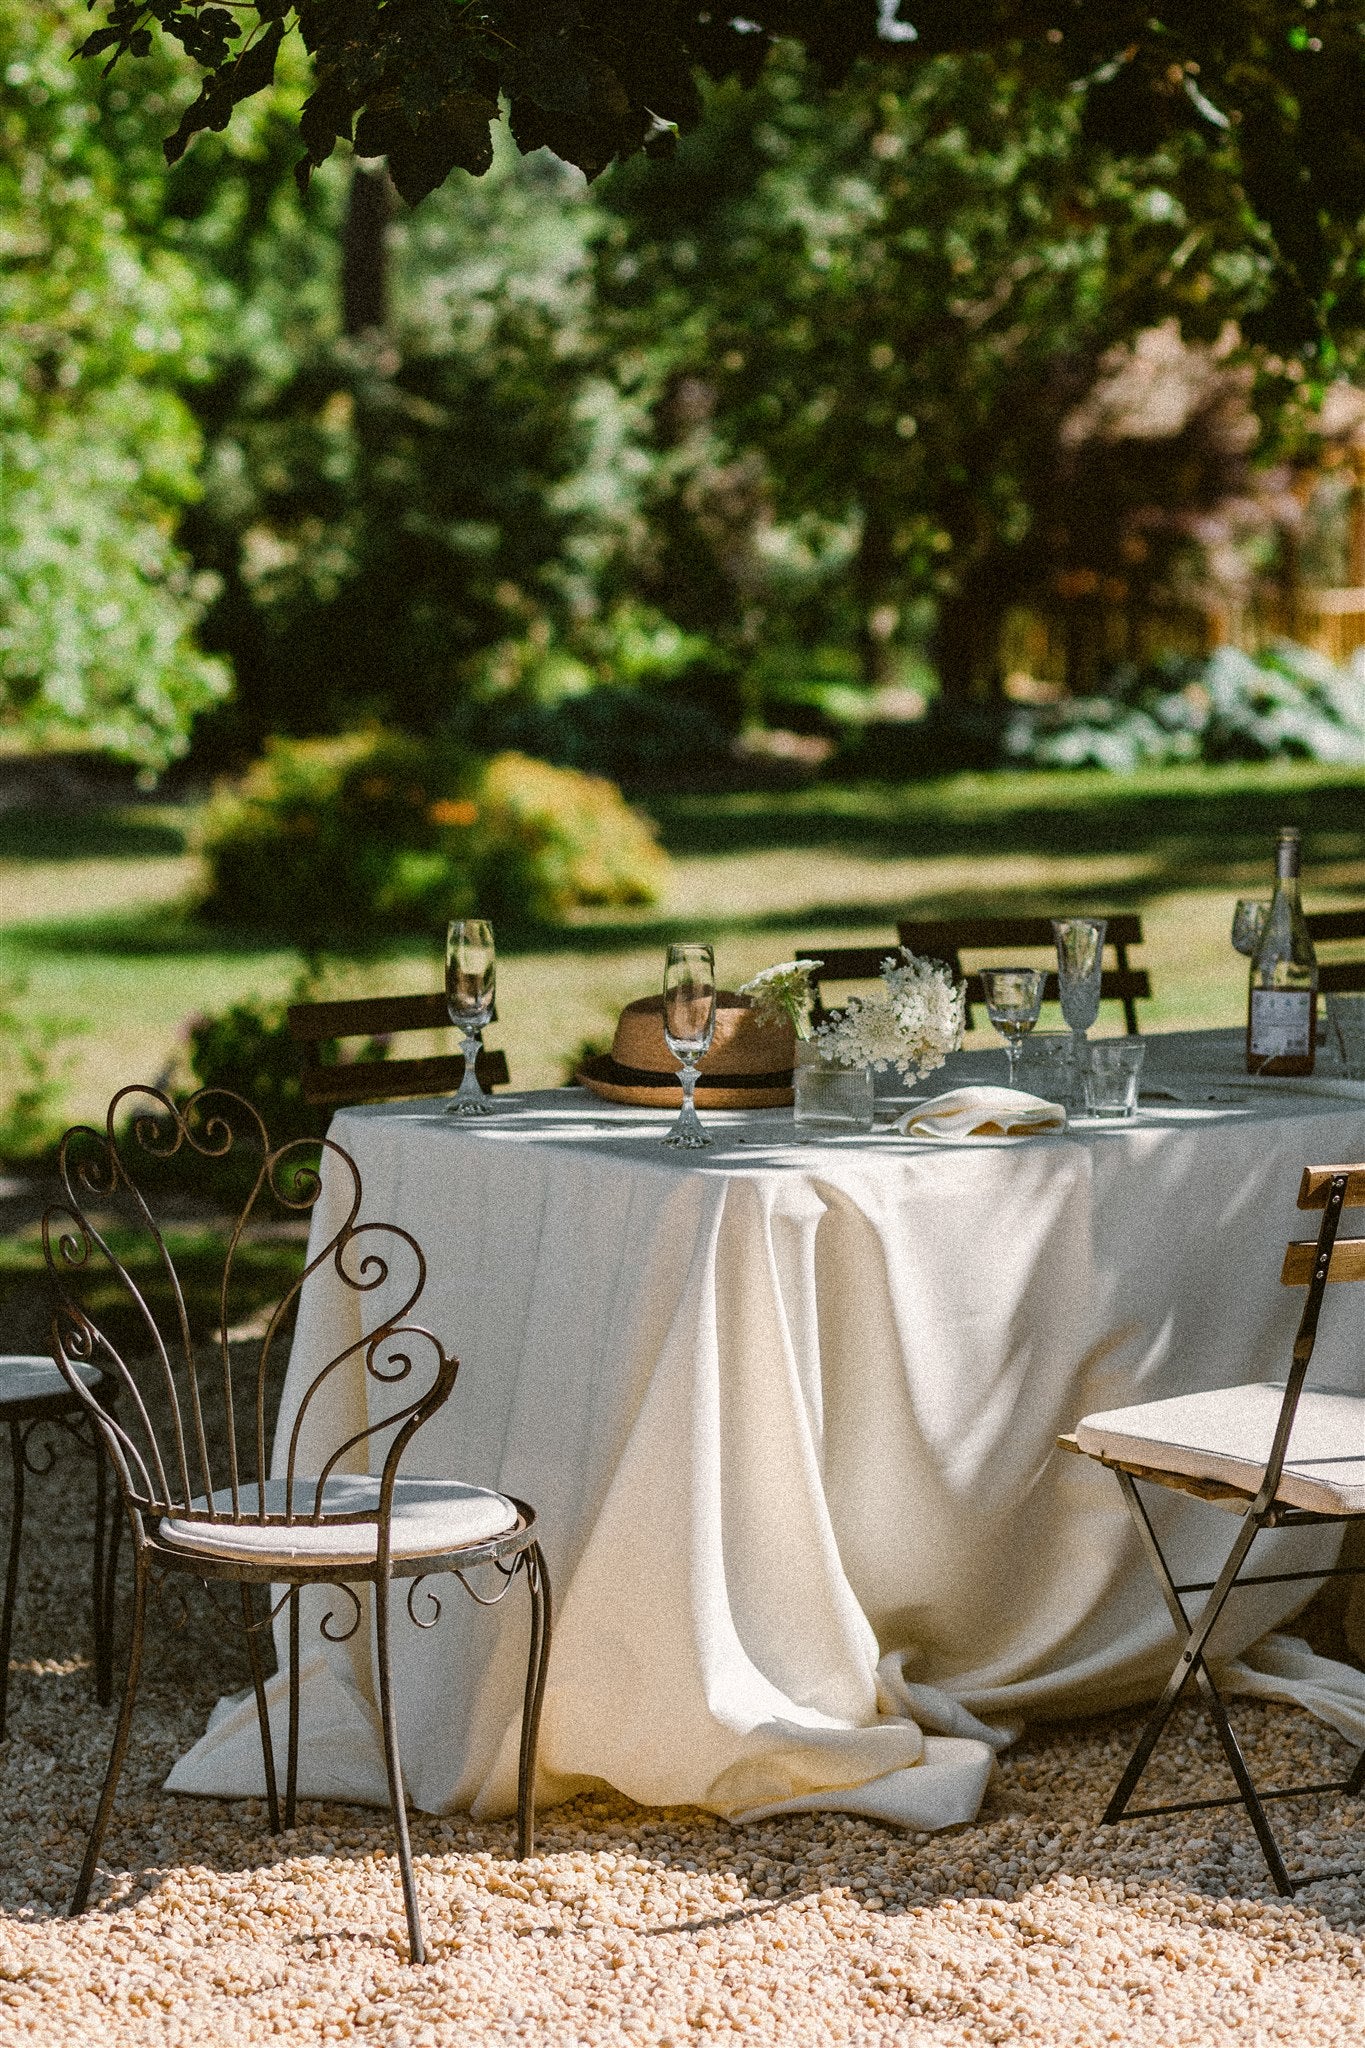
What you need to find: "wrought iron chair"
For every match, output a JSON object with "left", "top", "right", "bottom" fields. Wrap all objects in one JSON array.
[
  {"left": 287, "top": 992, "right": 510, "bottom": 1109},
  {"left": 1061, "top": 1158, "right": 1365, "bottom": 1893},
  {"left": 1, "top": 1356, "right": 119, "bottom": 1738},
  {"left": 42, "top": 1084, "right": 549, "bottom": 1965}
]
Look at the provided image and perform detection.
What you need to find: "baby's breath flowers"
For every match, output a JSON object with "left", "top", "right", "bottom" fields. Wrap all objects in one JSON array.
[
  {"left": 739, "top": 959, "right": 821, "bottom": 1040},
  {"left": 815, "top": 948, "right": 964, "bottom": 1085}
]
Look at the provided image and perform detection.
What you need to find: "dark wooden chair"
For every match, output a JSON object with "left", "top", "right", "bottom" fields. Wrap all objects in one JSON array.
[
  {"left": 795, "top": 918, "right": 1151, "bottom": 1032},
  {"left": 791, "top": 945, "right": 902, "bottom": 1025},
  {"left": 897, "top": 915, "right": 1151, "bottom": 1032},
  {"left": 44, "top": 1084, "right": 548, "bottom": 1966},
  {"left": 288, "top": 992, "right": 510, "bottom": 1109},
  {"left": 1306, "top": 909, "right": 1365, "bottom": 995}
]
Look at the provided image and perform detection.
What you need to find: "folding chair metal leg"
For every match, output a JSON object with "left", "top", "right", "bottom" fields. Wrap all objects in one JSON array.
[{"left": 1102, "top": 1469, "right": 1310, "bottom": 1886}]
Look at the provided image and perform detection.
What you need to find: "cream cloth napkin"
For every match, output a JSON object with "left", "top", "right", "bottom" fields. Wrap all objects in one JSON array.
[{"left": 894, "top": 1085, "right": 1067, "bottom": 1141}]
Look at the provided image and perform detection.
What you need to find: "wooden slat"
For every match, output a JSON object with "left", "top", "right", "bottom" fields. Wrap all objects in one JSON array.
[
  {"left": 898, "top": 913, "right": 1144, "bottom": 953},
  {"left": 1306, "top": 909, "right": 1365, "bottom": 944},
  {"left": 288, "top": 992, "right": 451, "bottom": 1043},
  {"left": 301, "top": 1048, "right": 509, "bottom": 1108},
  {"left": 1059, "top": 1434, "right": 1260, "bottom": 1505},
  {"left": 1282, "top": 1235, "right": 1365, "bottom": 1283},
  {"left": 1319, "top": 961, "right": 1365, "bottom": 994},
  {"left": 793, "top": 945, "right": 899, "bottom": 983},
  {"left": 1297, "top": 1164, "right": 1365, "bottom": 1210},
  {"left": 964, "top": 967, "right": 1150, "bottom": 1005}
]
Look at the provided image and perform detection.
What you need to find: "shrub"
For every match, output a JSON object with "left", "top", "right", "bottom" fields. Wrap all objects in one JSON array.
[
  {"left": 474, "top": 751, "right": 668, "bottom": 924},
  {"left": 185, "top": 984, "right": 333, "bottom": 1151},
  {"left": 198, "top": 733, "right": 668, "bottom": 940},
  {"left": 1000, "top": 643, "right": 1365, "bottom": 773}
]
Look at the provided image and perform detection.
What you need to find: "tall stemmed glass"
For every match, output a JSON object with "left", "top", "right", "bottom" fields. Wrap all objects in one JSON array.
[
  {"left": 662, "top": 943, "right": 717, "bottom": 1149},
  {"left": 445, "top": 918, "right": 496, "bottom": 1116},
  {"left": 980, "top": 967, "right": 1045, "bottom": 1088},
  {"left": 1053, "top": 917, "right": 1107, "bottom": 1095}
]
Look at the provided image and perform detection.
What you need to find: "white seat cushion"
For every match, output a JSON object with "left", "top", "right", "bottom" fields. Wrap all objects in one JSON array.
[
  {"left": 0, "top": 1355, "right": 102, "bottom": 1406},
  {"left": 1075, "top": 1383, "right": 1365, "bottom": 1516},
  {"left": 158, "top": 1473, "right": 519, "bottom": 1566}
]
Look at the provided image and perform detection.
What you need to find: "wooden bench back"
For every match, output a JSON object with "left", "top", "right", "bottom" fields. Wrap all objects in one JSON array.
[
  {"left": 287, "top": 992, "right": 510, "bottom": 1108},
  {"left": 795, "top": 916, "right": 1150, "bottom": 1031}
]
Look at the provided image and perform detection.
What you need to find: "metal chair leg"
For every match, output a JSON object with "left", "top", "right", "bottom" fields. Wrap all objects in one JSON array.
[
  {"left": 241, "top": 1582, "right": 281, "bottom": 1833},
  {"left": 0, "top": 1423, "right": 25, "bottom": 1743},
  {"left": 374, "top": 1574, "right": 425, "bottom": 1964},
  {"left": 90, "top": 1440, "right": 114, "bottom": 1707},
  {"left": 71, "top": 1546, "right": 147, "bottom": 1915},
  {"left": 285, "top": 1586, "right": 301, "bottom": 1831},
  {"left": 516, "top": 1543, "right": 552, "bottom": 1862}
]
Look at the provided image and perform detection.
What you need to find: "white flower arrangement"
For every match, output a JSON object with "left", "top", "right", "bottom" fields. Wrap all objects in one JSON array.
[
  {"left": 814, "top": 948, "right": 964, "bottom": 1084},
  {"left": 738, "top": 959, "right": 821, "bottom": 1040}
]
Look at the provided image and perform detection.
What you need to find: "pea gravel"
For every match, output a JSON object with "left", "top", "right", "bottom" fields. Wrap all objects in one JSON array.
[{"left": 4, "top": 1456, "right": 1365, "bottom": 2044}]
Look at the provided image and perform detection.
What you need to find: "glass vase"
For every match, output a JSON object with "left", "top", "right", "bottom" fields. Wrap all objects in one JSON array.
[{"left": 792, "top": 1041, "right": 875, "bottom": 1136}]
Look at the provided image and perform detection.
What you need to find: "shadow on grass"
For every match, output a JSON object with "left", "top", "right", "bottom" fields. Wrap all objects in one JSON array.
[
  {"left": 651, "top": 765, "right": 1365, "bottom": 877},
  {"left": 0, "top": 806, "right": 188, "bottom": 864}
]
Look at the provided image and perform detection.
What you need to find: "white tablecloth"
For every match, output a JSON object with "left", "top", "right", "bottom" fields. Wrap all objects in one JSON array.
[{"left": 169, "top": 1031, "right": 1365, "bottom": 1830}]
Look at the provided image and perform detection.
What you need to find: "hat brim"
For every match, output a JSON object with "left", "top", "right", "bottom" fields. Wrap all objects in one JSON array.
[{"left": 575, "top": 1053, "right": 794, "bottom": 1111}]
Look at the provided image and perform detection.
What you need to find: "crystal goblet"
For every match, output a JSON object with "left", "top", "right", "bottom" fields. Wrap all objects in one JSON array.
[
  {"left": 445, "top": 918, "right": 496, "bottom": 1116},
  {"left": 980, "top": 967, "right": 1046, "bottom": 1088},
  {"left": 1052, "top": 918, "right": 1107, "bottom": 1076},
  {"left": 662, "top": 943, "right": 717, "bottom": 1148}
]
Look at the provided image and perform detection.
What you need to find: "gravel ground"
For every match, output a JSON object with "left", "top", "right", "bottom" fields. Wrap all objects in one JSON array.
[{"left": 4, "top": 1449, "right": 1365, "bottom": 2045}]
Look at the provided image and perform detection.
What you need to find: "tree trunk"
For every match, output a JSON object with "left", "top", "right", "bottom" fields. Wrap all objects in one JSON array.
[
  {"left": 342, "top": 163, "right": 392, "bottom": 336},
  {"left": 932, "top": 580, "right": 1005, "bottom": 702}
]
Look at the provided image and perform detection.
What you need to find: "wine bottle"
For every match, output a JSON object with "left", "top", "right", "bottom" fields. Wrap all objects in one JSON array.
[{"left": 1246, "top": 826, "right": 1317, "bottom": 1076}]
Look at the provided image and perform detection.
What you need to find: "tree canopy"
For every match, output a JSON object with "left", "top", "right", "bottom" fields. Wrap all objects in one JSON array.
[{"left": 79, "top": 3, "right": 1365, "bottom": 346}]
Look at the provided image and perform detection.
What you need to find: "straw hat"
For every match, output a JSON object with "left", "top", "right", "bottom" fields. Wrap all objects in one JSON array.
[{"left": 576, "top": 993, "right": 795, "bottom": 1108}]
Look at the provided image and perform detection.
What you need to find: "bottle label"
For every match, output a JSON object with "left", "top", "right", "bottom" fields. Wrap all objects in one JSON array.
[{"left": 1250, "top": 989, "right": 1313, "bottom": 1057}]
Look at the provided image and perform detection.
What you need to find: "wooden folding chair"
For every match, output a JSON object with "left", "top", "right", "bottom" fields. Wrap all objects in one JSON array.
[
  {"left": 896, "top": 915, "right": 1151, "bottom": 1031},
  {"left": 287, "top": 992, "right": 510, "bottom": 1109},
  {"left": 1061, "top": 1160, "right": 1365, "bottom": 1893}
]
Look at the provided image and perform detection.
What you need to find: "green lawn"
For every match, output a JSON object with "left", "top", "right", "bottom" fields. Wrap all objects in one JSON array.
[{"left": 2, "top": 758, "right": 1363, "bottom": 1132}]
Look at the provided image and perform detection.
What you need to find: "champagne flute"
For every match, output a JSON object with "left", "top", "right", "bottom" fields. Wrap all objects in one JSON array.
[
  {"left": 980, "top": 967, "right": 1045, "bottom": 1088},
  {"left": 445, "top": 918, "right": 496, "bottom": 1116},
  {"left": 1053, "top": 918, "right": 1107, "bottom": 1076},
  {"left": 662, "top": 943, "right": 717, "bottom": 1148},
  {"left": 1231, "top": 898, "right": 1270, "bottom": 958}
]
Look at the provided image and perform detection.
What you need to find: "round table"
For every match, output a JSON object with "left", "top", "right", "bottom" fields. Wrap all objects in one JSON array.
[{"left": 168, "top": 1030, "right": 1365, "bottom": 1831}]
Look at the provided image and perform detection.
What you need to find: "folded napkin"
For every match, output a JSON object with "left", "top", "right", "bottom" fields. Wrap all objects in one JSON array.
[{"left": 894, "top": 1086, "right": 1066, "bottom": 1141}]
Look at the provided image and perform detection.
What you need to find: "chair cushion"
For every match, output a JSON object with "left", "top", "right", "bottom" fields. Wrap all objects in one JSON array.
[
  {"left": 1075, "top": 1383, "right": 1365, "bottom": 1516},
  {"left": 158, "top": 1473, "right": 519, "bottom": 1566},
  {"left": 0, "top": 1355, "right": 102, "bottom": 1406}
]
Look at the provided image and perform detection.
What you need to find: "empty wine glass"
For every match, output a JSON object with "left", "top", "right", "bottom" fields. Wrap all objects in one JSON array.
[
  {"left": 980, "top": 967, "right": 1046, "bottom": 1088},
  {"left": 662, "top": 943, "right": 717, "bottom": 1148},
  {"left": 1231, "top": 898, "right": 1270, "bottom": 958},
  {"left": 1053, "top": 918, "right": 1107, "bottom": 1072},
  {"left": 445, "top": 918, "right": 496, "bottom": 1116}
]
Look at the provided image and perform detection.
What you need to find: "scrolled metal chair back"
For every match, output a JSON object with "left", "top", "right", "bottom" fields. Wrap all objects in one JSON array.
[{"left": 42, "top": 1085, "right": 456, "bottom": 1530}]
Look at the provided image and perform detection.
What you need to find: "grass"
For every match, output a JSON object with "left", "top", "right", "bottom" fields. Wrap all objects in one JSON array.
[{"left": 1, "top": 757, "right": 1363, "bottom": 1131}]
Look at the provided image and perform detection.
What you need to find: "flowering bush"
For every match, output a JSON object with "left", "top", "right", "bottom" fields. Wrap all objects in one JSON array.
[
  {"left": 198, "top": 734, "right": 668, "bottom": 940},
  {"left": 814, "top": 949, "right": 964, "bottom": 1085}
]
